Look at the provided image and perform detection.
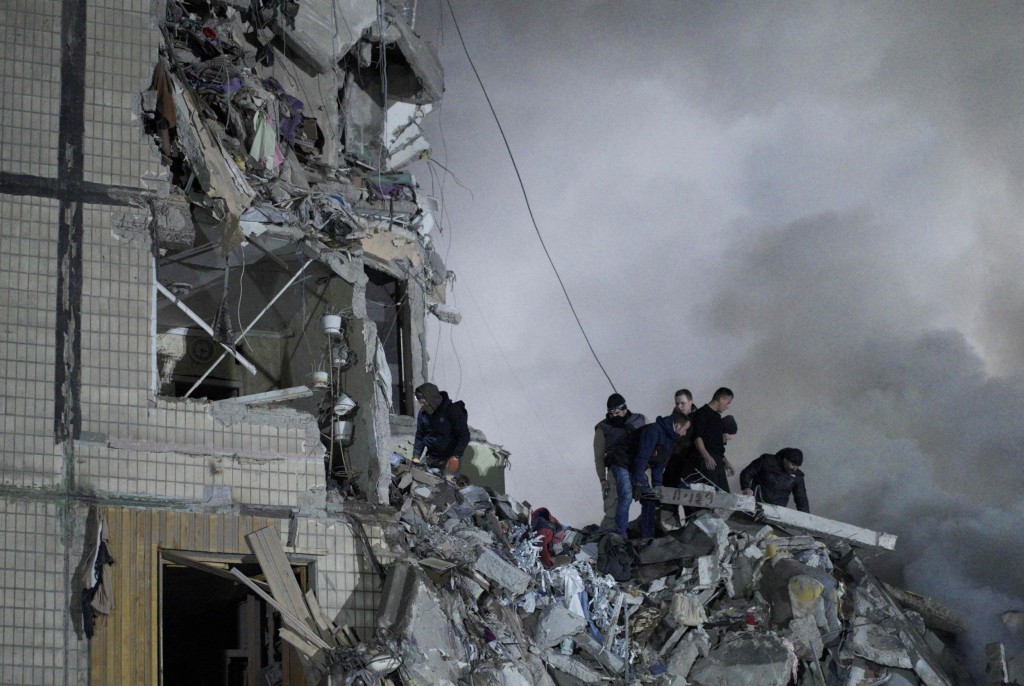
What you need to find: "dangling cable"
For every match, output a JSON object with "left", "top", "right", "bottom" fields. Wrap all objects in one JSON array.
[{"left": 444, "top": 0, "right": 617, "bottom": 392}]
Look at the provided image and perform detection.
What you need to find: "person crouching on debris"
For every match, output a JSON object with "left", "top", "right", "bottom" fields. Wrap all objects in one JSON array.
[
  {"left": 595, "top": 393, "right": 647, "bottom": 535},
  {"left": 412, "top": 383, "right": 470, "bottom": 475},
  {"left": 740, "top": 447, "right": 809, "bottom": 513},
  {"left": 632, "top": 410, "right": 691, "bottom": 538}
]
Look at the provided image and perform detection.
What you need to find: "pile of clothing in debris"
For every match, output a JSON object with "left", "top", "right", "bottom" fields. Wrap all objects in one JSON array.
[{"left": 337, "top": 461, "right": 978, "bottom": 686}]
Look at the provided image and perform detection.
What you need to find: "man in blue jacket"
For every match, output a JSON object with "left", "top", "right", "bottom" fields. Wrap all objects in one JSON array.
[
  {"left": 412, "top": 383, "right": 470, "bottom": 473},
  {"left": 632, "top": 410, "right": 691, "bottom": 538}
]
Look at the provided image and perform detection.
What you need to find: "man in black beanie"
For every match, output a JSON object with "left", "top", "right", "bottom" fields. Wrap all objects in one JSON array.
[
  {"left": 594, "top": 393, "right": 646, "bottom": 533},
  {"left": 412, "top": 382, "right": 470, "bottom": 474},
  {"left": 740, "top": 447, "right": 809, "bottom": 512}
]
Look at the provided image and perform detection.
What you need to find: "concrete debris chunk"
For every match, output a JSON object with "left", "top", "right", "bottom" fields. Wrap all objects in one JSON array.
[
  {"left": 660, "top": 485, "right": 756, "bottom": 513},
  {"left": 986, "top": 642, "right": 1009, "bottom": 685},
  {"left": 533, "top": 603, "right": 587, "bottom": 648},
  {"left": 474, "top": 548, "right": 532, "bottom": 596},
  {"left": 376, "top": 561, "right": 467, "bottom": 685},
  {"left": 544, "top": 651, "right": 607, "bottom": 683},
  {"left": 883, "top": 582, "right": 968, "bottom": 635},
  {"left": 688, "top": 632, "right": 797, "bottom": 686},
  {"left": 760, "top": 504, "right": 898, "bottom": 550},
  {"left": 1001, "top": 610, "right": 1024, "bottom": 634},
  {"left": 849, "top": 619, "right": 914, "bottom": 669},
  {"left": 665, "top": 630, "right": 710, "bottom": 680},
  {"left": 786, "top": 615, "right": 824, "bottom": 661}
]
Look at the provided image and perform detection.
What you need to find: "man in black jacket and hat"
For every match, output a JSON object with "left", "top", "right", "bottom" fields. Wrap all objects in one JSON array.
[
  {"left": 740, "top": 447, "right": 809, "bottom": 512},
  {"left": 595, "top": 393, "right": 646, "bottom": 534},
  {"left": 412, "top": 382, "right": 471, "bottom": 473}
]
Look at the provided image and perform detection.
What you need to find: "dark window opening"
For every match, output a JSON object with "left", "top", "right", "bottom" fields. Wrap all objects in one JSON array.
[
  {"left": 169, "top": 374, "right": 242, "bottom": 401},
  {"left": 365, "top": 268, "right": 411, "bottom": 415}
]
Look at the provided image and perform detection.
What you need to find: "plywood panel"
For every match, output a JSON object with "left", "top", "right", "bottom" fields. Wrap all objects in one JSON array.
[{"left": 91, "top": 507, "right": 278, "bottom": 685}]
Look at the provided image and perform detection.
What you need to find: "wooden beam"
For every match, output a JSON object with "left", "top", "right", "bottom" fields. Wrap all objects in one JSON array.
[
  {"left": 227, "top": 568, "right": 332, "bottom": 651},
  {"left": 161, "top": 549, "right": 271, "bottom": 594},
  {"left": 245, "top": 526, "right": 326, "bottom": 641}
]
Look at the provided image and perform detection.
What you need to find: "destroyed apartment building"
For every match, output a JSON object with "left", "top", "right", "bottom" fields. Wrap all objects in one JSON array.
[{"left": 0, "top": 1, "right": 1020, "bottom": 685}]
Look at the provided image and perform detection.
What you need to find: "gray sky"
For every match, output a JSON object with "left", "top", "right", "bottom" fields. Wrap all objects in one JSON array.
[{"left": 414, "top": 0, "right": 1024, "bottom": 667}]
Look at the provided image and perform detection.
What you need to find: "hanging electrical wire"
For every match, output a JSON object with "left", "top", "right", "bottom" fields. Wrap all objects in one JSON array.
[{"left": 444, "top": 0, "right": 617, "bottom": 393}]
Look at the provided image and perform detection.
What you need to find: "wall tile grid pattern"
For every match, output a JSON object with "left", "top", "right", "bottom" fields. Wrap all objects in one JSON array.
[
  {"left": 0, "top": 196, "right": 62, "bottom": 488},
  {"left": 0, "top": 499, "right": 90, "bottom": 686},
  {"left": 298, "top": 518, "right": 391, "bottom": 640},
  {"left": 84, "top": 0, "right": 164, "bottom": 187},
  {"left": 80, "top": 203, "right": 153, "bottom": 437},
  {"left": 0, "top": 2, "right": 61, "bottom": 178},
  {"left": 75, "top": 442, "right": 325, "bottom": 507}
]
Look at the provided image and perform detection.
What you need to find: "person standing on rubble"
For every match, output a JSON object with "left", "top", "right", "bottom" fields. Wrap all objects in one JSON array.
[
  {"left": 633, "top": 410, "right": 691, "bottom": 538},
  {"left": 594, "top": 393, "right": 647, "bottom": 534},
  {"left": 740, "top": 448, "right": 809, "bottom": 512},
  {"left": 662, "top": 388, "right": 698, "bottom": 487},
  {"left": 682, "top": 387, "right": 735, "bottom": 492},
  {"left": 412, "top": 383, "right": 470, "bottom": 474},
  {"left": 660, "top": 389, "right": 697, "bottom": 530}
]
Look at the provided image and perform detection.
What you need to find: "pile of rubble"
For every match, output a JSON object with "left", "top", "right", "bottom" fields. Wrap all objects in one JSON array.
[
  {"left": 144, "top": 0, "right": 444, "bottom": 254},
  {"left": 285, "top": 461, "right": 995, "bottom": 686}
]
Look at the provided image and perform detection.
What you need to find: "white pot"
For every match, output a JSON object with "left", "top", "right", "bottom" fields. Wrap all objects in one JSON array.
[
  {"left": 322, "top": 314, "right": 343, "bottom": 336},
  {"left": 311, "top": 371, "right": 329, "bottom": 389},
  {"left": 333, "top": 420, "right": 354, "bottom": 445},
  {"left": 333, "top": 394, "right": 357, "bottom": 417}
]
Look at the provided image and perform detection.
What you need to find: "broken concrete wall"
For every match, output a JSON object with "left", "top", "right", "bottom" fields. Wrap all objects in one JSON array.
[{"left": 0, "top": 0, "right": 454, "bottom": 681}]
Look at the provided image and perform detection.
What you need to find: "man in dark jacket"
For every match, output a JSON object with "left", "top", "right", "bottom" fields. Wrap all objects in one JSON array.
[
  {"left": 740, "top": 448, "right": 809, "bottom": 512},
  {"left": 632, "top": 411, "right": 691, "bottom": 538},
  {"left": 595, "top": 393, "right": 647, "bottom": 534},
  {"left": 412, "top": 382, "right": 470, "bottom": 473}
]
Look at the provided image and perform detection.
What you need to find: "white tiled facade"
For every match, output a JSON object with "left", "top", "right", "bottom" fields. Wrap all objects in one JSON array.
[{"left": 0, "top": 4, "right": 389, "bottom": 683}]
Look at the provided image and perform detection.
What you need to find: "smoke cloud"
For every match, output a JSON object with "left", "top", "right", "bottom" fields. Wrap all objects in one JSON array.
[{"left": 416, "top": 1, "right": 1024, "bottom": 674}]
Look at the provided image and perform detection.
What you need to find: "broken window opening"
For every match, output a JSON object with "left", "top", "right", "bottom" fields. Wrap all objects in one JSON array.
[
  {"left": 365, "top": 267, "right": 411, "bottom": 415},
  {"left": 160, "top": 551, "right": 310, "bottom": 686},
  {"left": 154, "top": 243, "right": 320, "bottom": 402}
]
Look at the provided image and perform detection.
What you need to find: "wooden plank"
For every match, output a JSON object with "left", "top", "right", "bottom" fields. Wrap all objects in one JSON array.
[
  {"left": 304, "top": 589, "right": 340, "bottom": 647},
  {"left": 245, "top": 526, "right": 319, "bottom": 637},
  {"left": 134, "top": 508, "right": 148, "bottom": 686},
  {"left": 149, "top": 537, "right": 160, "bottom": 684},
  {"left": 279, "top": 628, "right": 321, "bottom": 659},
  {"left": 194, "top": 511, "right": 209, "bottom": 551},
  {"left": 227, "top": 568, "right": 332, "bottom": 650},
  {"left": 211, "top": 514, "right": 222, "bottom": 552},
  {"left": 227, "top": 513, "right": 239, "bottom": 551},
  {"left": 162, "top": 550, "right": 272, "bottom": 593},
  {"left": 91, "top": 508, "right": 109, "bottom": 686},
  {"left": 121, "top": 508, "right": 136, "bottom": 685}
]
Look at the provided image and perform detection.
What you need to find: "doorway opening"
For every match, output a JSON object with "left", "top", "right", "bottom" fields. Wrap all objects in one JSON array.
[{"left": 160, "top": 553, "right": 308, "bottom": 686}]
